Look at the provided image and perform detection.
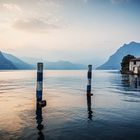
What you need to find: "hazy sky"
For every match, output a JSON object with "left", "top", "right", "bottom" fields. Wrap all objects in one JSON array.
[{"left": 0, "top": 0, "right": 140, "bottom": 65}]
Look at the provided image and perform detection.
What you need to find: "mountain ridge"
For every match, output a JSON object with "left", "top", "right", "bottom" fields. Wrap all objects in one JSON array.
[
  {"left": 45, "top": 60, "right": 86, "bottom": 70},
  {"left": 0, "top": 51, "right": 86, "bottom": 70},
  {"left": 97, "top": 41, "right": 140, "bottom": 70},
  {"left": 3, "top": 52, "right": 34, "bottom": 70},
  {"left": 0, "top": 51, "right": 17, "bottom": 70}
]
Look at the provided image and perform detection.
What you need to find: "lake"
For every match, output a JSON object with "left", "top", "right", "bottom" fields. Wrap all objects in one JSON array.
[{"left": 0, "top": 70, "right": 140, "bottom": 140}]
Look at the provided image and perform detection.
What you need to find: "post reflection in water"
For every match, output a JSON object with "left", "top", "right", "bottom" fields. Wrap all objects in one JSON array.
[
  {"left": 36, "top": 104, "right": 45, "bottom": 140},
  {"left": 87, "top": 94, "right": 93, "bottom": 120}
]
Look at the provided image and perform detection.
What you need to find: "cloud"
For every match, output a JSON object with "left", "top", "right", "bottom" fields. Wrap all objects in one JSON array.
[
  {"left": 2, "top": 3, "right": 22, "bottom": 12},
  {"left": 110, "top": 0, "right": 130, "bottom": 4},
  {"left": 13, "top": 17, "right": 58, "bottom": 33},
  {"left": 83, "top": 0, "right": 88, "bottom": 3},
  {"left": 0, "top": 0, "right": 62, "bottom": 33}
]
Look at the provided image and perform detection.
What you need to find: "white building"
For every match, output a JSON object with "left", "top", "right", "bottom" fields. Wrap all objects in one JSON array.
[{"left": 129, "top": 58, "right": 140, "bottom": 74}]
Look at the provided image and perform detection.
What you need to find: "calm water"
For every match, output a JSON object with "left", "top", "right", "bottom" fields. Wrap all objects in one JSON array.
[{"left": 0, "top": 70, "right": 140, "bottom": 140}]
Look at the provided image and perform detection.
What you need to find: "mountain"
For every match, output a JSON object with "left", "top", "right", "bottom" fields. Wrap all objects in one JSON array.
[
  {"left": 0, "top": 51, "right": 86, "bottom": 70},
  {"left": 45, "top": 61, "right": 86, "bottom": 70},
  {"left": 0, "top": 51, "right": 17, "bottom": 70},
  {"left": 19, "top": 56, "right": 44, "bottom": 65},
  {"left": 97, "top": 41, "right": 140, "bottom": 70},
  {"left": 3, "top": 52, "right": 34, "bottom": 70},
  {"left": 20, "top": 56, "right": 87, "bottom": 70}
]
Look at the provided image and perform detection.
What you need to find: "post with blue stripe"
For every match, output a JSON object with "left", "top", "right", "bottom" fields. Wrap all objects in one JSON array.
[
  {"left": 36, "top": 63, "right": 43, "bottom": 102},
  {"left": 36, "top": 63, "right": 46, "bottom": 107},
  {"left": 87, "top": 65, "right": 93, "bottom": 96}
]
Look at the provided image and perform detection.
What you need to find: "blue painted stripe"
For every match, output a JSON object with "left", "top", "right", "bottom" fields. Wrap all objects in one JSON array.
[
  {"left": 87, "top": 85, "right": 91, "bottom": 92},
  {"left": 36, "top": 91, "right": 42, "bottom": 101},
  {"left": 88, "top": 72, "right": 92, "bottom": 79},
  {"left": 37, "top": 72, "right": 43, "bottom": 81}
]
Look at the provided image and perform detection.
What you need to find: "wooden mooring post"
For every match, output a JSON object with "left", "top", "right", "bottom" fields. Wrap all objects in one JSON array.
[
  {"left": 87, "top": 65, "right": 93, "bottom": 96},
  {"left": 36, "top": 62, "right": 46, "bottom": 107}
]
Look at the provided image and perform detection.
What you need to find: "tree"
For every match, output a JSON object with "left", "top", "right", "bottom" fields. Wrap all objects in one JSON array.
[{"left": 121, "top": 54, "right": 135, "bottom": 74}]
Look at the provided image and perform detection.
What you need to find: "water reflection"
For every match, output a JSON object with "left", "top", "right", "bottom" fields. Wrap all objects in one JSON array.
[
  {"left": 87, "top": 94, "right": 93, "bottom": 120},
  {"left": 122, "top": 74, "right": 140, "bottom": 89},
  {"left": 36, "top": 104, "right": 45, "bottom": 140},
  {"left": 1, "top": 70, "right": 140, "bottom": 140}
]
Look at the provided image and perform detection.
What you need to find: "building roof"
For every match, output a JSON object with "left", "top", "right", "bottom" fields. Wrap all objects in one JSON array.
[{"left": 130, "top": 58, "right": 140, "bottom": 61}]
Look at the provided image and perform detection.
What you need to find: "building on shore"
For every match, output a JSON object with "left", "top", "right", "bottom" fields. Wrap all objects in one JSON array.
[{"left": 129, "top": 58, "right": 140, "bottom": 74}]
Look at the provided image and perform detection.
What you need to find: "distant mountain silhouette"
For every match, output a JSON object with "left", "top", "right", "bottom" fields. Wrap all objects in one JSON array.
[
  {"left": 0, "top": 51, "right": 86, "bottom": 70},
  {"left": 3, "top": 52, "right": 34, "bottom": 70},
  {"left": 0, "top": 51, "right": 17, "bottom": 70},
  {"left": 20, "top": 57, "right": 87, "bottom": 70},
  {"left": 45, "top": 61, "right": 86, "bottom": 70},
  {"left": 97, "top": 42, "right": 140, "bottom": 70}
]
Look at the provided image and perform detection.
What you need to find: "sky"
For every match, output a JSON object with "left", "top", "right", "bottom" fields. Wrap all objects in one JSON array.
[{"left": 0, "top": 0, "right": 140, "bottom": 66}]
